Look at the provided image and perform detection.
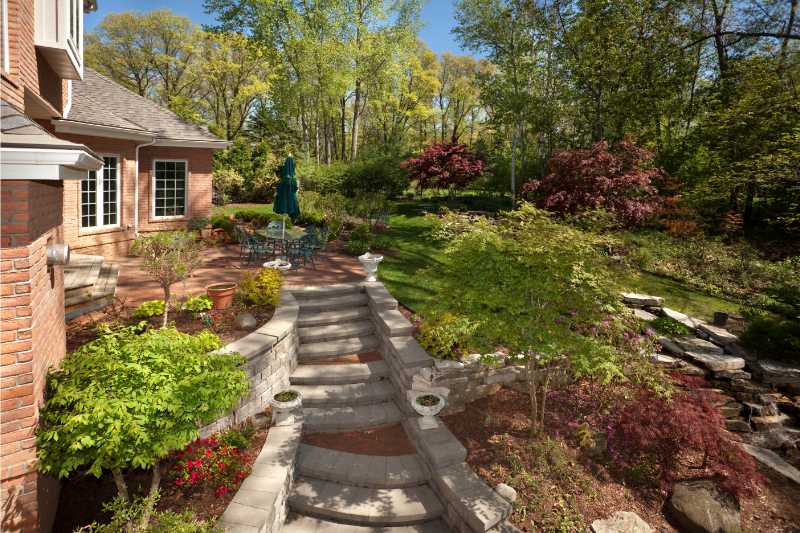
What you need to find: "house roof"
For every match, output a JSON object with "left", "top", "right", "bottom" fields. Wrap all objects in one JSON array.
[
  {"left": 1, "top": 101, "right": 99, "bottom": 155},
  {"left": 64, "top": 68, "right": 225, "bottom": 145}
]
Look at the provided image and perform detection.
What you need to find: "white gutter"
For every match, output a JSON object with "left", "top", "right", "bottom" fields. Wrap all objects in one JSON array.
[{"left": 133, "top": 138, "right": 156, "bottom": 236}]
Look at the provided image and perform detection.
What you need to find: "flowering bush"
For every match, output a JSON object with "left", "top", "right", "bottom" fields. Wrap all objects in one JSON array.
[
  {"left": 172, "top": 435, "right": 251, "bottom": 498},
  {"left": 401, "top": 143, "right": 484, "bottom": 191},
  {"left": 522, "top": 139, "right": 662, "bottom": 226}
]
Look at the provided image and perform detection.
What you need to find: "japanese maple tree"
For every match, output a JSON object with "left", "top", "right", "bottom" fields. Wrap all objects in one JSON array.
[
  {"left": 401, "top": 143, "right": 484, "bottom": 191},
  {"left": 523, "top": 139, "right": 662, "bottom": 226}
]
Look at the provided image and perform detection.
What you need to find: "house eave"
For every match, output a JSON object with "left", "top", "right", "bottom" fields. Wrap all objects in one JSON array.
[
  {"left": 152, "top": 138, "right": 231, "bottom": 150},
  {"left": 1, "top": 147, "right": 103, "bottom": 180},
  {"left": 52, "top": 119, "right": 156, "bottom": 142}
]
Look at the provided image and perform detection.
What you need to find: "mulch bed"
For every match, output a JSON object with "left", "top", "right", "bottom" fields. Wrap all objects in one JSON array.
[
  {"left": 53, "top": 424, "right": 269, "bottom": 532},
  {"left": 66, "top": 300, "right": 274, "bottom": 353},
  {"left": 302, "top": 424, "right": 416, "bottom": 456},
  {"left": 443, "top": 387, "right": 800, "bottom": 532}
]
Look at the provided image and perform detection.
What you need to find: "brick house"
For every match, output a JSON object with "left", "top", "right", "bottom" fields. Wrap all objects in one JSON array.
[{"left": 1, "top": 1, "right": 225, "bottom": 531}]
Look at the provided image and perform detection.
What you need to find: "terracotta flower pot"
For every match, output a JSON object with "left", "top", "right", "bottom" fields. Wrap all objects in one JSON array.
[{"left": 206, "top": 282, "right": 237, "bottom": 310}]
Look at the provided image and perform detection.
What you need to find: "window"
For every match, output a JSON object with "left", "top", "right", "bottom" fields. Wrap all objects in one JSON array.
[
  {"left": 1, "top": 0, "right": 9, "bottom": 74},
  {"left": 81, "top": 156, "right": 120, "bottom": 229},
  {"left": 153, "top": 160, "right": 187, "bottom": 218}
]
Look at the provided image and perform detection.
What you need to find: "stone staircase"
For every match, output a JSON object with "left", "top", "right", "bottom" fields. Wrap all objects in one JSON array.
[
  {"left": 64, "top": 254, "right": 119, "bottom": 321},
  {"left": 286, "top": 284, "right": 450, "bottom": 532}
]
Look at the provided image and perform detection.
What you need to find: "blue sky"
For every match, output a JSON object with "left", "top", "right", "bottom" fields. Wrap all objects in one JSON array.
[{"left": 85, "top": 0, "right": 470, "bottom": 55}]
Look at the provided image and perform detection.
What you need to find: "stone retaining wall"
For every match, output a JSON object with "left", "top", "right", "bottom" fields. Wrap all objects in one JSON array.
[
  {"left": 200, "top": 288, "right": 300, "bottom": 437},
  {"left": 367, "top": 283, "right": 512, "bottom": 533}
]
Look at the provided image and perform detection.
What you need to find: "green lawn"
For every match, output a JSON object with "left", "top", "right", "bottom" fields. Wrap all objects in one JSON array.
[
  {"left": 212, "top": 203, "right": 274, "bottom": 217},
  {"left": 379, "top": 201, "right": 448, "bottom": 316}
]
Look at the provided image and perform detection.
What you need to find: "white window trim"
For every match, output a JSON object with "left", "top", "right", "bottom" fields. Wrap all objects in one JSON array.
[
  {"left": 151, "top": 159, "right": 189, "bottom": 220},
  {"left": 1, "top": 0, "right": 9, "bottom": 74},
  {"left": 80, "top": 154, "right": 121, "bottom": 232}
]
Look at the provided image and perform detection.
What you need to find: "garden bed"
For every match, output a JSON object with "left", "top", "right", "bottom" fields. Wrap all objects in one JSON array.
[
  {"left": 443, "top": 387, "right": 800, "bottom": 532},
  {"left": 66, "top": 299, "right": 275, "bottom": 353},
  {"left": 53, "top": 420, "right": 270, "bottom": 532}
]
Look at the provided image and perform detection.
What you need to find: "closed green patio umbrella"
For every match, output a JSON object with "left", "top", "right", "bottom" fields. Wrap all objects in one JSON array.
[{"left": 273, "top": 155, "right": 300, "bottom": 239}]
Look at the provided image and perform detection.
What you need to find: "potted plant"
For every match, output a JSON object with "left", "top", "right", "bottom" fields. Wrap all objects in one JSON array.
[
  {"left": 409, "top": 392, "right": 445, "bottom": 430},
  {"left": 206, "top": 282, "right": 237, "bottom": 310},
  {"left": 269, "top": 389, "right": 302, "bottom": 426},
  {"left": 358, "top": 251, "right": 384, "bottom": 282}
]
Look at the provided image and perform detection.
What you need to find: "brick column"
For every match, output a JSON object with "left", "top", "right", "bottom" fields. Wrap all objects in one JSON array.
[{"left": 1, "top": 180, "right": 66, "bottom": 533}]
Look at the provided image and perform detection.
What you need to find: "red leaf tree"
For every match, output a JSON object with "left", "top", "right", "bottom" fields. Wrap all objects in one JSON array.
[
  {"left": 401, "top": 143, "right": 484, "bottom": 190},
  {"left": 523, "top": 139, "right": 663, "bottom": 226}
]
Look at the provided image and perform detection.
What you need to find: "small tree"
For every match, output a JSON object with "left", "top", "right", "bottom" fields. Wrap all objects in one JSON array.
[
  {"left": 523, "top": 139, "right": 662, "bottom": 226},
  {"left": 130, "top": 231, "right": 202, "bottom": 326},
  {"left": 37, "top": 325, "right": 249, "bottom": 531},
  {"left": 401, "top": 143, "right": 484, "bottom": 192}
]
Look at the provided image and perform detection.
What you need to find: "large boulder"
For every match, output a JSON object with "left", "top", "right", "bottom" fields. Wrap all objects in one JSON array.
[
  {"left": 621, "top": 292, "right": 664, "bottom": 307},
  {"left": 591, "top": 511, "right": 652, "bottom": 533},
  {"left": 667, "top": 480, "right": 741, "bottom": 533}
]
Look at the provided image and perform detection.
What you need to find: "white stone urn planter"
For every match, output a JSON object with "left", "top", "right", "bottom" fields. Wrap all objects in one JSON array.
[
  {"left": 269, "top": 390, "right": 302, "bottom": 426},
  {"left": 358, "top": 252, "right": 384, "bottom": 282},
  {"left": 409, "top": 392, "right": 446, "bottom": 430},
  {"left": 263, "top": 259, "right": 292, "bottom": 272}
]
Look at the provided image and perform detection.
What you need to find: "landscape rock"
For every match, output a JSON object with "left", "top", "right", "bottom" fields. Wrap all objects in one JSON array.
[
  {"left": 742, "top": 402, "right": 778, "bottom": 418},
  {"left": 651, "top": 353, "right": 679, "bottom": 367},
  {"left": 725, "top": 343, "right": 755, "bottom": 360},
  {"left": 662, "top": 307, "right": 704, "bottom": 330},
  {"left": 674, "top": 336, "right": 724, "bottom": 355},
  {"left": 719, "top": 405, "right": 742, "bottom": 419},
  {"left": 725, "top": 419, "right": 752, "bottom": 433},
  {"left": 657, "top": 336, "right": 685, "bottom": 356},
  {"left": 741, "top": 444, "right": 800, "bottom": 485},
  {"left": 677, "top": 361, "right": 707, "bottom": 376},
  {"left": 751, "top": 359, "right": 800, "bottom": 385},
  {"left": 713, "top": 370, "right": 751, "bottom": 381},
  {"left": 697, "top": 323, "right": 739, "bottom": 346},
  {"left": 621, "top": 292, "right": 664, "bottom": 307},
  {"left": 751, "top": 414, "right": 791, "bottom": 431},
  {"left": 667, "top": 479, "right": 742, "bottom": 533},
  {"left": 463, "top": 353, "right": 482, "bottom": 366},
  {"left": 683, "top": 351, "right": 745, "bottom": 372},
  {"left": 590, "top": 511, "right": 653, "bottom": 533},
  {"left": 494, "top": 483, "right": 518, "bottom": 503},
  {"left": 633, "top": 308, "right": 657, "bottom": 322},
  {"left": 434, "top": 359, "right": 464, "bottom": 371},
  {"left": 234, "top": 312, "right": 258, "bottom": 330}
]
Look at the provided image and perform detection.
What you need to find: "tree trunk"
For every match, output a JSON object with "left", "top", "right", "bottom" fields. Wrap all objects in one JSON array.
[
  {"left": 111, "top": 468, "right": 130, "bottom": 502},
  {"left": 138, "top": 463, "right": 161, "bottom": 531},
  {"left": 528, "top": 361, "right": 539, "bottom": 438},
  {"left": 511, "top": 124, "right": 519, "bottom": 203},
  {"left": 780, "top": 0, "right": 798, "bottom": 69},
  {"left": 711, "top": 0, "right": 730, "bottom": 78},
  {"left": 340, "top": 97, "right": 347, "bottom": 161},
  {"left": 351, "top": 79, "right": 362, "bottom": 161},
  {"left": 161, "top": 285, "right": 170, "bottom": 328}
]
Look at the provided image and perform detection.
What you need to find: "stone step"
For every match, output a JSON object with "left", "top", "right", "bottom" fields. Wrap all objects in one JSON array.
[
  {"left": 283, "top": 513, "right": 450, "bottom": 532},
  {"left": 292, "top": 381, "right": 395, "bottom": 407},
  {"left": 299, "top": 293, "right": 370, "bottom": 313},
  {"left": 299, "top": 307, "right": 372, "bottom": 328},
  {"left": 291, "top": 283, "right": 365, "bottom": 300},
  {"left": 300, "top": 320, "right": 376, "bottom": 343},
  {"left": 289, "top": 477, "right": 444, "bottom": 526},
  {"left": 290, "top": 361, "right": 390, "bottom": 386},
  {"left": 297, "top": 444, "right": 428, "bottom": 488},
  {"left": 299, "top": 335, "right": 380, "bottom": 361},
  {"left": 303, "top": 402, "right": 402, "bottom": 432}
]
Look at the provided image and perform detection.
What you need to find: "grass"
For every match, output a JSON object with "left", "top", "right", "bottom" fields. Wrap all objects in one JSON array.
[
  {"left": 212, "top": 203, "right": 274, "bottom": 217},
  {"left": 379, "top": 201, "right": 448, "bottom": 315}
]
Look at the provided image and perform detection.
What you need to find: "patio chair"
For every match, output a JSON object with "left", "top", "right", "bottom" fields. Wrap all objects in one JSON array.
[{"left": 286, "top": 238, "right": 316, "bottom": 269}]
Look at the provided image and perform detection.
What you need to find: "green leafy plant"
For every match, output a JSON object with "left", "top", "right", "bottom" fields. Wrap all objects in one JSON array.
[
  {"left": 130, "top": 232, "right": 202, "bottom": 326},
  {"left": 182, "top": 295, "right": 213, "bottom": 314},
  {"left": 416, "top": 312, "right": 477, "bottom": 359},
  {"left": 740, "top": 309, "right": 800, "bottom": 363},
  {"left": 186, "top": 216, "right": 210, "bottom": 232},
  {"left": 133, "top": 300, "right": 166, "bottom": 319},
  {"left": 81, "top": 493, "right": 220, "bottom": 533},
  {"left": 172, "top": 434, "right": 251, "bottom": 498},
  {"left": 37, "top": 325, "right": 248, "bottom": 529},
  {"left": 210, "top": 215, "right": 235, "bottom": 238},
  {"left": 220, "top": 422, "right": 255, "bottom": 450},
  {"left": 273, "top": 390, "right": 299, "bottom": 402},
  {"left": 238, "top": 268, "right": 283, "bottom": 306},
  {"left": 650, "top": 316, "right": 691, "bottom": 337},
  {"left": 416, "top": 394, "right": 441, "bottom": 407}
]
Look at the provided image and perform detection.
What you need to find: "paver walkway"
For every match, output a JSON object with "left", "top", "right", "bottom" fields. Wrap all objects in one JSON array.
[{"left": 284, "top": 283, "right": 451, "bottom": 532}]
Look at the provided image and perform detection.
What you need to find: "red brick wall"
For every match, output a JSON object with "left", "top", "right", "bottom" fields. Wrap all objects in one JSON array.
[
  {"left": 1, "top": 181, "right": 66, "bottom": 533},
  {"left": 49, "top": 134, "right": 215, "bottom": 257},
  {"left": 1, "top": 0, "right": 35, "bottom": 111},
  {"left": 1, "top": 181, "right": 62, "bottom": 248}
]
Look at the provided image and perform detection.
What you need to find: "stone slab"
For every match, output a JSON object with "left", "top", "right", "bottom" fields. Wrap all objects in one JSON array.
[
  {"left": 674, "top": 336, "right": 724, "bottom": 355},
  {"left": 683, "top": 351, "right": 745, "bottom": 372},
  {"left": 435, "top": 462, "right": 511, "bottom": 532},
  {"left": 697, "top": 323, "right": 739, "bottom": 346},
  {"left": 632, "top": 309, "right": 657, "bottom": 322},
  {"left": 390, "top": 336, "right": 435, "bottom": 369},
  {"left": 741, "top": 444, "right": 800, "bottom": 485},
  {"left": 661, "top": 307, "right": 704, "bottom": 330},
  {"left": 591, "top": 511, "right": 653, "bottom": 533},
  {"left": 376, "top": 308, "right": 415, "bottom": 337},
  {"left": 621, "top": 292, "right": 663, "bottom": 306}
]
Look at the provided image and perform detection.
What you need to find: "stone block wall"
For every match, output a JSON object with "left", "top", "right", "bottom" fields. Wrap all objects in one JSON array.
[{"left": 199, "top": 289, "right": 299, "bottom": 437}]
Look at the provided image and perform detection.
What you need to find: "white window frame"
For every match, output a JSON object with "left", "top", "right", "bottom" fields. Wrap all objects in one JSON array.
[
  {"left": 1, "top": 0, "right": 9, "bottom": 74},
  {"left": 80, "top": 155, "right": 121, "bottom": 231},
  {"left": 151, "top": 159, "right": 189, "bottom": 220}
]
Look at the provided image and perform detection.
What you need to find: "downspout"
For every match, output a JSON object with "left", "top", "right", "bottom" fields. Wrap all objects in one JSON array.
[{"left": 134, "top": 138, "right": 157, "bottom": 236}]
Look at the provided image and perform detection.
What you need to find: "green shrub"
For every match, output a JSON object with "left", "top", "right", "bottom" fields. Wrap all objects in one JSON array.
[
  {"left": 740, "top": 312, "right": 800, "bottom": 363},
  {"left": 182, "top": 295, "right": 213, "bottom": 313},
  {"left": 37, "top": 325, "right": 248, "bottom": 510},
  {"left": 344, "top": 238, "right": 370, "bottom": 256},
  {"left": 220, "top": 422, "right": 255, "bottom": 450},
  {"left": 298, "top": 156, "right": 406, "bottom": 197},
  {"left": 417, "top": 312, "right": 477, "bottom": 359},
  {"left": 210, "top": 215, "right": 234, "bottom": 237},
  {"left": 82, "top": 494, "right": 220, "bottom": 533},
  {"left": 650, "top": 316, "right": 692, "bottom": 337},
  {"left": 371, "top": 234, "right": 393, "bottom": 251},
  {"left": 233, "top": 209, "right": 291, "bottom": 228},
  {"left": 238, "top": 268, "right": 283, "bottom": 306},
  {"left": 186, "top": 216, "right": 210, "bottom": 232},
  {"left": 347, "top": 193, "right": 390, "bottom": 227},
  {"left": 297, "top": 191, "right": 347, "bottom": 229},
  {"left": 133, "top": 300, "right": 166, "bottom": 319}
]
